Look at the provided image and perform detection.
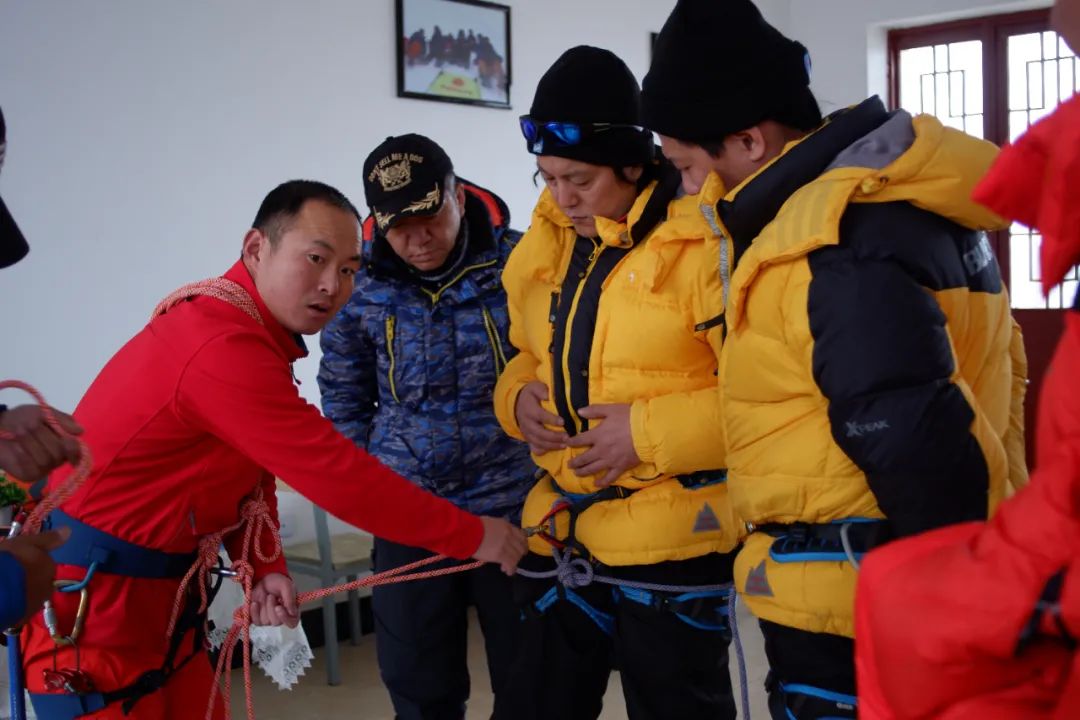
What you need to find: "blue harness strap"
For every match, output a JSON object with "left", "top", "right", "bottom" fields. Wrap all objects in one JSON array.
[
  {"left": 550, "top": 485, "right": 637, "bottom": 561},
  {"left": 782, "top": 682, "right": 857, "bottom": 706},
  {"left": 616, "top": 585, "right": 732, "bottom": 632},
  {"left": 44, "top": 510, "right": 197, "bottom": 579},
  {"left": 777, "top": 681, "right": 858, "bottom": 720},
  {"left": 24, "top": 512, "right": 208, "bottom": 718},
  {"left": 676, "top": 469, "right": 728, "bottom": 490},
  {"left": 762, "top": 518, "right": 889, "bottom": 564},
  {"left": 530, "top": 585, "right": 614, "bottom": 635},
  {"left": 28, "top": 691, "right": 108, "bottom": 719}
]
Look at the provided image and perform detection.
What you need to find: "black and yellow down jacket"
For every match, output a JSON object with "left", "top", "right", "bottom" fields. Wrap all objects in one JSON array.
[
  {"left": 493, "top": 180, "right": 741, "bottom": 566},
  {"left": 705, "top": 97, "right": 1028, "bottom": 638}
]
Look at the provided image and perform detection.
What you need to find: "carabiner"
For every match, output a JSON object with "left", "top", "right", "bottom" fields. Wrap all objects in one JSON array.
[{"left": 43, "top": 580, "right": 89, "bottom": 647}]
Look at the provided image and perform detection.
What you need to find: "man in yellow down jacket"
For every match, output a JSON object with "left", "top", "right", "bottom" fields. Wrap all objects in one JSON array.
[
  {"left": 641, "top": 1, "right": 1028, "bottom": 719},
  {"left": 492, "top": 46, "right": 741, "bottom": 720}
]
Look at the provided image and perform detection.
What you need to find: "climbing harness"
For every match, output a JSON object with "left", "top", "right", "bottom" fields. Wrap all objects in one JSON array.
[
  {"left": 517, "top": 480, "right": 752, "bottom": 720},
  {"left": 753, "top": 518, "right": 891, "bottom": 571}
]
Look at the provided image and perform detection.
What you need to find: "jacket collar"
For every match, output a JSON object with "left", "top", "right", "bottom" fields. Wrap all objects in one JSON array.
[
  {"left": 224, "top": 259, "right": 308, "bottom": 361},
  {"left": 718, "top": 96, "right": 891, "bottom": 263},
  {"left": 533, "top": 181, "right": 662, "bottom": 250},
  {"left": 721, "top": 96, "right": 1007, "bottom": 330}
]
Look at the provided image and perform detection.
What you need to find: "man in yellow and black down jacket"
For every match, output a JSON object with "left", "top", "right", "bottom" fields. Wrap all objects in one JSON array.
[
  {"left": 492, "top": 46, "right": 742, "bottom": 720},
  {"left": 641, "top": 1, "right": 1029, "bottom": 719}
]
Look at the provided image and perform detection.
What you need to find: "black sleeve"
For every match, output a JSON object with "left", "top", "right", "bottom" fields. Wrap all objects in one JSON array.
[{"left": 807, "top": 211, "right": 991, "bottom": 538}]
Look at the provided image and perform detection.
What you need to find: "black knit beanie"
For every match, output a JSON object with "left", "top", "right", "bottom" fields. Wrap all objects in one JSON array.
[
  {"left": 526, "top": 46, "right": 654, "bottom": 166},
  {"left": 642, "top": 0, "right": 821, "bottom": 144}
]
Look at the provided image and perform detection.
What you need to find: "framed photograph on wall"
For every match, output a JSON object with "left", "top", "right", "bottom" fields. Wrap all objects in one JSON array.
[{"left": 396, "top": 0, "right": 512, "bottom": 109}]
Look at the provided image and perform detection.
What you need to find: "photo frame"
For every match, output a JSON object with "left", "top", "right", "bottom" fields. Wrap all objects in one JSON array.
[{"left": 396, "top": 0, "right": 512, "bottom": 109}]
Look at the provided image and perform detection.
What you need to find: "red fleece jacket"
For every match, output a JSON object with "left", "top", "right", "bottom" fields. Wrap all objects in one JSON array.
[
  {"left": 856, "top": 94, "right": 1080, "bottom": 720},
  {"left": 23, "top": 260, "right": 482, "bottom": 671}
]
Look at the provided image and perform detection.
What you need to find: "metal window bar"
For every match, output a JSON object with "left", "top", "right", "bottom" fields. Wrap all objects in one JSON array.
[
  {"left": 910, "top": 43, "right": 980, "bottom": 134},
  {"left": 891, "top": 13, "right": 1077, "bottom": 310}
]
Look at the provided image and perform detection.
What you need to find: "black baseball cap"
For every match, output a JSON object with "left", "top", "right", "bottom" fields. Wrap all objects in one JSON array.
[
  {"left": 0, "top": 106, "right": 30, "bottom": 269},
  {"left": 362, "top": 134, "right": 454, "bottom": 232}
]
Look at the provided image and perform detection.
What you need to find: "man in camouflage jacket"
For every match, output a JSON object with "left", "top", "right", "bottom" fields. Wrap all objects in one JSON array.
[{"left": 318, "top": 134, "right": 533, "bottom": 719}]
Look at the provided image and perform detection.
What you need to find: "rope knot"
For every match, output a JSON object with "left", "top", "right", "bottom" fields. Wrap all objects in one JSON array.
[
  {"left": 197, "top": 534, "right": 225, "bottom": 564},
  {"left": 557, "top": 556, "right": 594, "bottom": 589},
  {"left": 229, "top": 560, "right": 254, "bottom": 586},
  {"left": 239, "top": 497, "right": 269, "bottom": 522}
]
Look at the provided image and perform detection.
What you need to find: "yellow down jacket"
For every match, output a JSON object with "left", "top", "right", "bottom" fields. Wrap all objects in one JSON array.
[
  {"left": 493, "top": 181, "right": 741, "bottom": 566},
  {"left": 706, "top": 97, "right": 1028, "bottom": 638}
]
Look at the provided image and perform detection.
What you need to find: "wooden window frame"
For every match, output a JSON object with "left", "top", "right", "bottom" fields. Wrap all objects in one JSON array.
[
  {"left": 888, "top": 9, "right": 1051, "bottom": 146},
  {"left": 887, "top": 9, "right": 1052, "bottom": 289}
]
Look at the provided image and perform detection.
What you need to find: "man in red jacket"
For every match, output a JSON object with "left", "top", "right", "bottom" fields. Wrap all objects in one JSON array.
[
  {"left": 18, "top": 179, "right": 527, "bottom": 719},
  {"left": 855, "top": 2, "right": 1080, "bottom": 716}
]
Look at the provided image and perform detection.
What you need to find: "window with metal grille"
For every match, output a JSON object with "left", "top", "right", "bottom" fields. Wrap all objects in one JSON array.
[{"left": 890, "top": 10, "right": 1079, "bottom": 310}]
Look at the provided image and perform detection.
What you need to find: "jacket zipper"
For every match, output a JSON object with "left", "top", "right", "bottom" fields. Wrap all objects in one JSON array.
[
  {"left": 700, "top": 203, "right": 731, "bottom": 311},
  {"left": 561, "top": 239, "right": 603, "bottom": 434},
  {"left": 384, "top": 316, "right": 400, "bottom": 403},
  {"left": 422, "top": 259, "right": 499, "bottom": 306},
  {"left": 480, "top": 306, "right": 508, "bottom": 375}
]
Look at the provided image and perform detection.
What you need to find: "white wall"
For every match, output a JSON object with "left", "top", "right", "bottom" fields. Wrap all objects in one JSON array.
[
  {"left": 0, "top": 0, "right": 790, "bottom": 411},
  {"left": 1, "top": 0, "right": 1050, "bottom": 412},
  {"left": 788, "top": 0, "right": 1051, "bottom": 113},
  {"left": 9, "top": 0, "right": 1054, "bottom": 412}
]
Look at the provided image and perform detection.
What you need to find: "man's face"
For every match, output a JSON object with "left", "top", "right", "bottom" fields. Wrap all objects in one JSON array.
[
  {"left": 660, "top": 134, "right": 761, "bottom": 196},
  {"left": 659, "top": 135, "right": 718, "bottom": 195},
  {"left": 383, "top": 181, "right": 465, "bottom": 272},
  {"left": 245, "top": 199, "right": 361, "bottom": 335},
  {"left": 536, "top": 156, "right": 641, "bottom": 239}
]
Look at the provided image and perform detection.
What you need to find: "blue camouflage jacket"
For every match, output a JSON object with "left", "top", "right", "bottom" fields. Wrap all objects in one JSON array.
[{"left": 318, "top": 180, "right": 534, "bottom": 519}]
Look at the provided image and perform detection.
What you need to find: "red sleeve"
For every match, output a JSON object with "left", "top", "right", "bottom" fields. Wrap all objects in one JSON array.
[
  {"left": 222, "top": 471, "right": 289, "bottom": 582},
  {"left": 972, "top": 94, "right": 1080, "bottom": 293},
  {"left": 175, "top": 331, "right": 484, "bottom": 560}
]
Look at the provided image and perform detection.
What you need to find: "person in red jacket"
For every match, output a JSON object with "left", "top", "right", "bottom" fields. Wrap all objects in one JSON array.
[
  {"left": 17, "top": 179, "right": 527, "bottom": 719},
  {"left": 855, "top": 3, "right": 1080, "bottom": 717}
]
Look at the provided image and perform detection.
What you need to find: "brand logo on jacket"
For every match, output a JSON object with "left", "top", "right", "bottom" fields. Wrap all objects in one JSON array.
[
  {"left": 963, "top": 233, "right": 995, "bottom": 277},
  {"left": 845, "top": 419, "right": 889, "bottom": 438},
  {"left": 692, "top": 503, "right": 721, "bottom": 533},
  {"left": 744, "top": 561, "right": 774, "bottom": 597}
]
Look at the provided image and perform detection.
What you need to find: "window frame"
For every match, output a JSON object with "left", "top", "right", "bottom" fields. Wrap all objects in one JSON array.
[
  {"left": 887, "top": 8, "right": 1052, "bottom": 297},
  {"left": 888, "top": 9, "right": 1051, "bottom": 148}
]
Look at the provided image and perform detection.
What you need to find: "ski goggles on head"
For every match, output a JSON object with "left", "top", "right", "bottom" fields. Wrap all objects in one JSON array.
[{"left": 519, "top": 116, "right": 646, "bottom": 150}]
